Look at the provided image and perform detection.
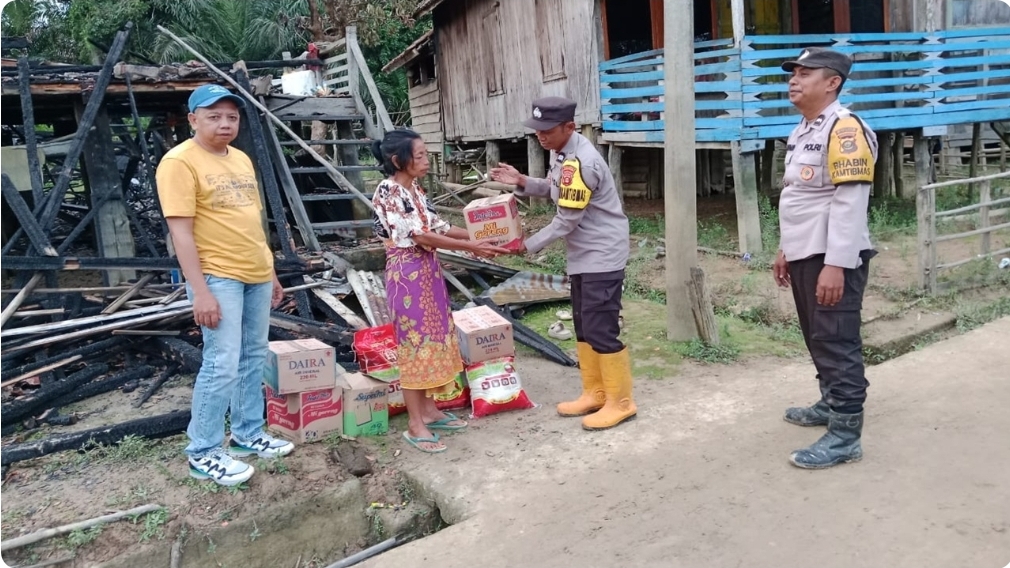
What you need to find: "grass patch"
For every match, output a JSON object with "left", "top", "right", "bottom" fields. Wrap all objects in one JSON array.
[
  {"left": 629, "top": 214, "right": 665, "bottom": 237},
  {"left": 134, "top": 507, "right": 169, "bottom": 543},
  {"left": 63, "top": 525, "right": 103, "bottom": 551},
  {"left": 675, "top": 338, "right": 740, "bottom": 364},
  {"left": 955, "top": 295, "right": 1010, "bottom": 333}
]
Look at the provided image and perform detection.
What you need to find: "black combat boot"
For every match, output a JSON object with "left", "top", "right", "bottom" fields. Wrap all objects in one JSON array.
[
  {"left": 789, "top": 410, "right": 863, "bottom": 469},
  {"left": 783, "top": 375, "right": 830, "bottom": 426}
]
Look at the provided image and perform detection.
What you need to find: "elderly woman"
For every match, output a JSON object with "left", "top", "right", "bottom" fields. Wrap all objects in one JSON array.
[{"left": 371, "top": 129, "right": 509, "bottom": 453}]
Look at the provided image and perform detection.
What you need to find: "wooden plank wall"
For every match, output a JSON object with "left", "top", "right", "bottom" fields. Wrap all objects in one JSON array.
[
  {"left": 435, "top": 0, "right": 602, "bottom": 141},
  {"left": 409, "top": 78, "right": 443, "bottom": 154}
]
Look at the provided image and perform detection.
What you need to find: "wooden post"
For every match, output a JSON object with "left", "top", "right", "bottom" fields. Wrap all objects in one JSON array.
[
  {"left": 527, "top": 134, "right": 546, "bottom": 205},
  {"left": 914, "top": 134, "right": 936, "bottom": 293},
  {"left": 698, "top": 150, "right": 711, "bottom": 196},
  {"left": 686, "top": 267, "right": 720, "bottom": 345},
  {"left": 485, "top": 140, "right": 501, "bottom": 171},
  {"left": 264, "top": 112, "right": 322, "bottom": 251},
  {"left": 609, "top": 144, "right": 625, "bottom": 205},
  {"left": 760, "top": 142, "right": 775, "bottom": 194},
  {"left": 75, "top": 102, "right": 136, "bottom": 286},
  {"left": 730, "top": 142, "right": 763, "bottom": 254},
  {"left": 647, "top": 148, "right": 662, "bottom": 200},
  {"left": 346, "top": 27, "right": 360, "bottom": 99},
  {"left": 979, "top": 179, "right": 991, "bottom": 255},
  {"left": 335, "top": 121, "right": 364, "bottom": 191},
  {"left": 730, "top": 0, "right": 746, "bottom": 46},
  {"left": 580, "top": 124, "right": 601, "bottom": 155},
  {"left": 893, "top": 132, "right": 906, "bottom": 198},
  {"left": 874, "top": 132, "right": 895, "bottom": 198},
  {"left": 969, "top": 122, "right": 981, "bottom": 195},
  {"left": 663, "top": 0, "right": 698, "bottom": 341}
]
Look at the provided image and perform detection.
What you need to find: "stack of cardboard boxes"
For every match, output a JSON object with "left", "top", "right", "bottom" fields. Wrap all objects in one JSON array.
[{"left": 264, "top": 338, "right": 389, "bottom": 442}]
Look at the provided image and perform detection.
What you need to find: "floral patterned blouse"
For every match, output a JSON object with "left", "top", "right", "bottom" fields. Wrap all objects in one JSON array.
[{"left": 372, "top": 179, "right": 450, "bottom": 249}]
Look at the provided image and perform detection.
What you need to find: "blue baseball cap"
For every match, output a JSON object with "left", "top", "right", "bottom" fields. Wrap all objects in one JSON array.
[{"left": 188, "top": 84, "right": 246, "bottom": 113}]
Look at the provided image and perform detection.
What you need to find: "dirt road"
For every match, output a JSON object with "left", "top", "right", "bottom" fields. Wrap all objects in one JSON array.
[{"left": 364, "top": 317, "right": 1010, "bottom": 568}]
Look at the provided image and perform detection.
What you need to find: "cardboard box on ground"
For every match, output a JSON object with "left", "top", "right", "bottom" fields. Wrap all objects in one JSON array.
[
  {"left": 463, "top": 194, "right": 524, "bottom": 251},
  {"left": 452, "top": 306, "right": 515, "bottom": 365},
  {"left": 339, "top": 372, "right": 389, "bottom": 437},
  {"left": 264, "top": 340, "right": 345, "bottom": 443},
  {"left": 265, "top": 338, "right": 339, "bottom": 395},
  {"left": 265, "top": 384, "right": 343, "bottom": 444}
]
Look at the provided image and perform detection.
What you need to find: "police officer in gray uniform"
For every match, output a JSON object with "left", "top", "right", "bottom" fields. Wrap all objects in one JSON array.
[
  {"left": 490, "top": 97, "right": 636, "bottom": 431},
  {"left": 774, "top": 48, "right": 878, "bottom": 469}
]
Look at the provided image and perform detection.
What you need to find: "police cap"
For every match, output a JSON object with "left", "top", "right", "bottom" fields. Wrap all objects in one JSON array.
[
  {"left": 523, "top": 96, "right": 577, "bottom": 131},
  {"left": 781, "top": 47, "right": 853, "bottom": 79}
]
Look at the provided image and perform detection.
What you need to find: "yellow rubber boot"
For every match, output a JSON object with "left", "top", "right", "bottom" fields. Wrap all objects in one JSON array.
[
  {"left": 557, "top": 342, "right": 606, "bottom": 417},
  {"left": 582, "top": 347, "right": 637, "bottom": 430}
]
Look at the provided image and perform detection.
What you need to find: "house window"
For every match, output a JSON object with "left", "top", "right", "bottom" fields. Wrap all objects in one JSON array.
[
  {"left": 409, "top": 53, "right": 437, "bottom": 88},
  {"left": 792, "top": 0, "right": 890, "bottom": 33},
  {"left": 482, "top": 5, "right": 505, "bottom": 95},
  {"left": 535, "top": 0, "right": 566, "bottom": 81}
]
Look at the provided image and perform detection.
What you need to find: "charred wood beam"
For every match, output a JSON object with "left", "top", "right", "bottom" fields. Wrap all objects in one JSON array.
[
  {"left": 139, "top": 337, "right": 202, "bottom": 375},
  {"left": 124, "top": 73, "right": 171, "bottom": 242},
  {"left": 232, "top": 69, "right": 296, "bottom": 258},
  {"left": 0, "top": 26, "right": 132, "bottom": 258},
  {"left": 473, "top": 297, "right": 577, "bottom": 367},
  {"left": 269, "top": 311, "right": 353, "bottom": 345},
  {"left": 1, "top": 410, "right": 190, "bottom": 466},
  {"left": 1, "top": 175, "right": 57, "bottom": 257},
  {"left": 51, "top": 365, "right": 154, "bottom": 408},
  {"left": 0, "top": 337, "right": 127, "bottom": 381},
  {"left": 18, "top": 57, "right": 45, "bottom": 204},
  {"left": 39, "top": 24, "right": 133, "bottom": 234},
  {"left": 133, "top": 364, "right": 180, "bottom": 408},
  {"left": 1, "top": 364, "right": 109, "bottom": 427}
]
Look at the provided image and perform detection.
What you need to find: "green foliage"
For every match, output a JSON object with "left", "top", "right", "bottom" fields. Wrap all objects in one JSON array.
[
  {"left": 63, "top": 526, "right": 103, "bottom": 550},
  {"left": 135, "top": 507, "right": 169, "bottom": 542},
  {"left": 697, "top": 218, "right": 729, "bottom": 249},
  {"left": 628, "top": 214, "right": 665, "bottom": 237},
  {"left": 361, "top": 13, "right": 432, "bottom": 122},
  {"left": 676, "top": 338, "right": 741, "bottom": 364}
]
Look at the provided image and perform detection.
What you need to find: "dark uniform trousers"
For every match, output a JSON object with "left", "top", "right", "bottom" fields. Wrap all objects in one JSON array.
[
  {"left": 788, "top": 250, "right": 874, "bottom": 412},
  {"left": 571, "top": 269, "right": 625, "bottom": 355}
]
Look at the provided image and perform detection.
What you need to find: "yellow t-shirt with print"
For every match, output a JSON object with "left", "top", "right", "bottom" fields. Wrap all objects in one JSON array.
[{"left": 156, "top": 139, "right": 273, "bottom": 284}]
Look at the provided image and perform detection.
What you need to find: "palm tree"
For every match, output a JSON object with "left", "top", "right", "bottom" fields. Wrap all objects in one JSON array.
[{"left": 147, "top": 0, "right": 310, "bottom": 64}]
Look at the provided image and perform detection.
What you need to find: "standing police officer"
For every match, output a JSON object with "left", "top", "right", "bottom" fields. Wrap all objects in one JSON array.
[
  {"left": 774, "top": 48, "right": 878, "bottom": 469},
  {"left": 490, "top": 96, "right": 635, "bottom": 430}
]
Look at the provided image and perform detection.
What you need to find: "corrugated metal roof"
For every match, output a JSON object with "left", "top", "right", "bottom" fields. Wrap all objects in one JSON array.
[{"left": 480, "top": 271, "right": 571, "bottom": 307}]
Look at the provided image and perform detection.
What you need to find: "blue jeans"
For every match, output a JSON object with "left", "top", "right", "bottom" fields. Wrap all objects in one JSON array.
[{"left": 185, "top": 275, "right": 271, "bottom": 457}]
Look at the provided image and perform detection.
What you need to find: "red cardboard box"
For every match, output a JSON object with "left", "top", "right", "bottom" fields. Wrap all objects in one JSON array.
[
  {"left": 265, "top": 385, "right": 343, "bottom": 443},
  {"left": 463, "top": 194, "right": 523, "bottom": 250},
  {"left": 452, "top": 306, "right": 515, "bottom": 365}
]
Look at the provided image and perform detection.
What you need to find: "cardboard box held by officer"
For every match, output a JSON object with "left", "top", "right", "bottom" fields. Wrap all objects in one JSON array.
[{"left": 463, "top": 194, "right": 524, "bottom": 251}]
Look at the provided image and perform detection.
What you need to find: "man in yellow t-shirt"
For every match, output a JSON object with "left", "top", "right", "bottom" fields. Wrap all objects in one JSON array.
[{"left": 156, "top": 84, "right": 293, "bottom": 487}]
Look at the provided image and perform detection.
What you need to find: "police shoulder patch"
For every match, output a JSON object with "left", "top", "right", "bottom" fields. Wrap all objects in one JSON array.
[
  {"left": 827, "top": 115, "right": 874, "bottom": 185},
  {"left": 557, "top": 158, "right": 592, "bottom": 209}
]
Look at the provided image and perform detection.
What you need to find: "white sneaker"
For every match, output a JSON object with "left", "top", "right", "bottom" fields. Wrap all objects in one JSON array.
[
  {"left": 188, "top": 449, "right": 254, "bottom": 486},
  {"left": 228, "top": 432, "right": 295, "bottom": 459}
]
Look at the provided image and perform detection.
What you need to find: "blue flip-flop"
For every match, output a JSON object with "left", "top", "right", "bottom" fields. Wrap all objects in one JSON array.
[
  {"left": 402, "top": 431, "right": 446, "bottom": 453},
  {"left": 425, "top": 412, "right": 468, "bottom": 431}
]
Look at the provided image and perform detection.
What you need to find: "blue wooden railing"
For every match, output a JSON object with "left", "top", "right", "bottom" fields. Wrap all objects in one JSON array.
[{"left": 599, "top": 28, "right": 1010, "bottom": 143}]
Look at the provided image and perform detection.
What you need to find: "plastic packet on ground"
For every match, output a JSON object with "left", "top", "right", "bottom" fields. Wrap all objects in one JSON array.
[{"left": 465, "top": 356, "right": 536, "bottom": 418}]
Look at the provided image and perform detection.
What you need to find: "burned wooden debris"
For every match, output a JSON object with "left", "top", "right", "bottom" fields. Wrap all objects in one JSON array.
[{"left": 1, "top": 21, "right": 577, "bottom": 473}]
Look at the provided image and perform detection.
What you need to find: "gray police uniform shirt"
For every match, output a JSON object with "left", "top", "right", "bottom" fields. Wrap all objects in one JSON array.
[
  {"left": 779, "top": 100, "right": 878, "bottom": 269},
  {"left": 515, "top": 133, "right": 630, "bottom": 276}
]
